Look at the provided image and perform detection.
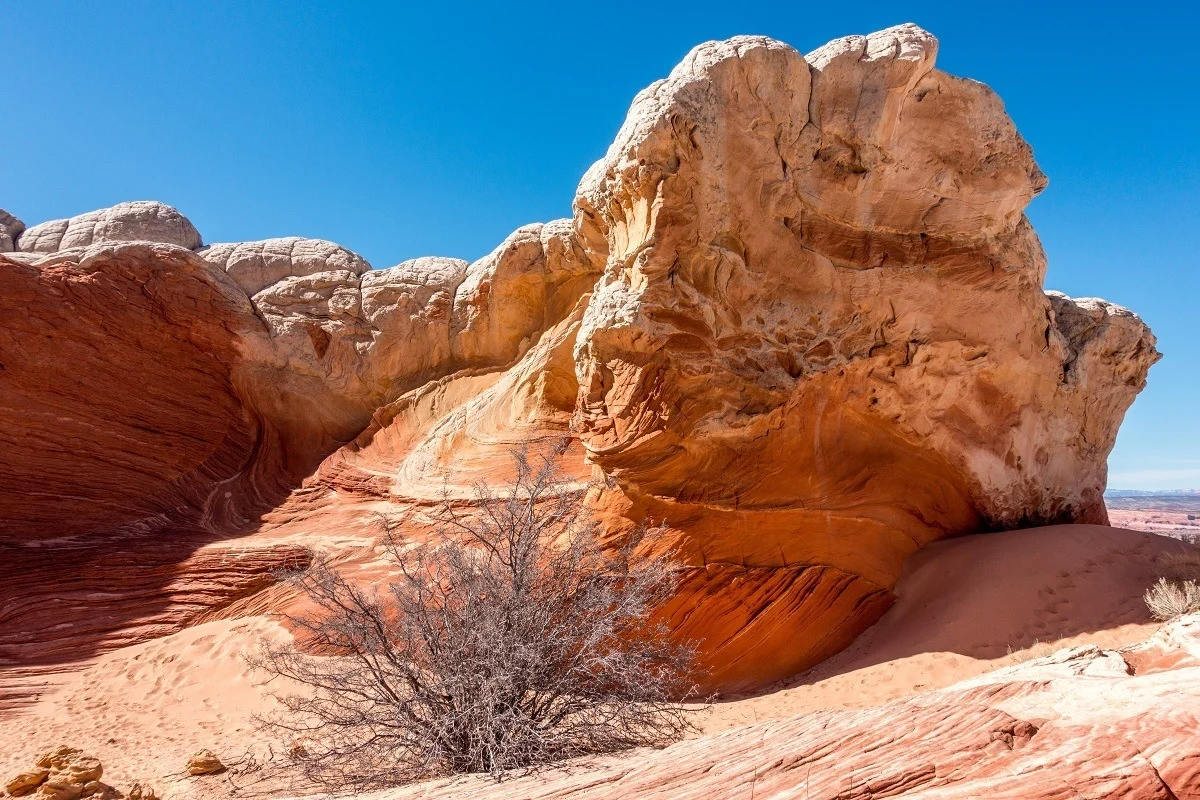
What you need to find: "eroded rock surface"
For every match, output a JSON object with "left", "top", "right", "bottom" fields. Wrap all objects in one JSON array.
[
  {"left": 16, "top": 201, "right": 201, "bottom": 253},
  {"left": 0, "top": 24, "right": 1159, "bottom": 692},
  {"left": 0, "top": 209, "right": 23, "bottom": 252},
  {"left": 366, "top": 616, "right": 1200, "bottom": 800},
  {"left": 198, "top": 237, "right": 372, "bottom": 295},
  {"left": 3, "top": 747, "right": 103, "bottom": 800},
  {"left": 572, "top": 25, "right": 1153, "bottom": 539}
]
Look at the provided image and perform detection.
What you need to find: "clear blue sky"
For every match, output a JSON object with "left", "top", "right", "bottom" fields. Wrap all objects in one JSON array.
[{"left": 6, "top": 1, "right": 1197, "bottom": 489}]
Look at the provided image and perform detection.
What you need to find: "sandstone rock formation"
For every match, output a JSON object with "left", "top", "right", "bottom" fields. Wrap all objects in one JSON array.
[
  {"left": 184, "top": 750, "right": 224, "bottom": 776},
  {"left": 367, "top": 615, "right": 1200, "bottom": 800},
  {"left": 572, "top": 26, "right": 1151, "bottom": 537},
  {"left": 3, "top": 747, "right": 103, "bottom": 800},
  {"left": 198, "top": 236, "right": 372, "bottom": 295},
  {"left": 16, "top": 201, "right": 201, "bottom": 253},
  {"left": 551, "top": 24, "right": 1158, "bottom": 686},
  {"left": 0, "top": 24, "right": 1160, "bottom": 694},
  {"left": 0, "top": 209, "right": 23, "bottom": 252}
]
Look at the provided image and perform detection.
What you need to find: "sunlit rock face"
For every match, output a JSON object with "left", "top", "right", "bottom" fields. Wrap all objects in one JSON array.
[
  {"left": 16, "top": 201, "right": 202, "bottom": 253},
  {"left": 0, "top": 209, "right": 24, "bottom": 251},
  {"left": 0, "top": 24, "right": 1158, "bottom": 692},
  {"left": 562, "top": 25, "right": 1158, "bottom": 686},
  {"left": 0, "top": 217, "right": 598, "bottom": 541}
]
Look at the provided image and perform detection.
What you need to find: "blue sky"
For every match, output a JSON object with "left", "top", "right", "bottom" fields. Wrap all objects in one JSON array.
[{"left": 6, "top": 1, "right": 1197, "bottom": 488}]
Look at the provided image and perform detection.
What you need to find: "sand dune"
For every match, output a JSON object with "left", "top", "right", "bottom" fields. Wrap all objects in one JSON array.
[
  {"left": 1, "top": 523, "right": 1187, "bottom": 798},
  {"left": 701, "top": 524, "right": 1184, "bottom": 732}
]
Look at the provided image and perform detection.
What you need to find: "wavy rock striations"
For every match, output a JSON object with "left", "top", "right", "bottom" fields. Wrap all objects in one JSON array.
[
  {"left": 0, "top": 24, "right": 1159, "bottom": 694},
  {"left": 366, "top": 616, "right": 1200, "bottom": 800}
]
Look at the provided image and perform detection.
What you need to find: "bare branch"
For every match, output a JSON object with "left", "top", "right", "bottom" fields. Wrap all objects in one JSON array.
[{"left": 251, "top": 440, "right": 703, "bottom": 791}]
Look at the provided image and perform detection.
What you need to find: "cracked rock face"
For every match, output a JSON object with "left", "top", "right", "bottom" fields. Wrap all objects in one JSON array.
[
  {"left": 16, "top": 200, "right": 202, "bottom": 253},
  {"left": 197, "top": 237, "right": 373, "bottom": 295},
  {"left": 0, "top": 24, "right": 1159, "bottom": 694},
  {"left": 572, "top": 23, "right": 1157, "bottom": 571},
  {"left": 0, "top": 209, "right": 24, "bottom": 252}
]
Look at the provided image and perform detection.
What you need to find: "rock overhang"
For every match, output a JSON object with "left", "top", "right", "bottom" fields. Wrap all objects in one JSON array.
[{"left": 0, "top": 23, "right": 1161, "bottom": 692}]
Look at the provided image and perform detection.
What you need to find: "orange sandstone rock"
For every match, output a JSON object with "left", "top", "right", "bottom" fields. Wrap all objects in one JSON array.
[
  {"left": 2, "top": 748, "right": 104, "bottom": 800},
  {"left": 0, "top": 24, "right": 1159, "bottom": 696},
  {"left": 184, "top": 750, "right": 224, "bottom": 776}
]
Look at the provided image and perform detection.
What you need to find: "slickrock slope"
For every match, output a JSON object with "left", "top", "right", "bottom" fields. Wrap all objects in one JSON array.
[
  {"left": 0, "top": 23, "right": 1160, "bottom": 695},
  {"left": 364, "top": 616, "right": 1200, "bottom": 800},
  {"left": 701, "top": 524, "right": 1183, "bottom": 729}
]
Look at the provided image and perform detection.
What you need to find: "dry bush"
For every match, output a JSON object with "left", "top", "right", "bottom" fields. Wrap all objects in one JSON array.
[
  {"left": 1005, "top": 638, "right": 1056, "bottom": 664},
  {"left": 1159, "top": 546, "right": 1200, "bottom": 582},
  {"left": 1144, "top": 577, "right": 1200, "bottom": 621},
  {"left": 252, "top": 443, "right": 701, "bottom": 790}
]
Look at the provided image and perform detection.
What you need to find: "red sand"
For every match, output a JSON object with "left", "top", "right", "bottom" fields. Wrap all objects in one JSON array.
[{"left": 0, "top": 524, "right": 1186, "bottom": 797}]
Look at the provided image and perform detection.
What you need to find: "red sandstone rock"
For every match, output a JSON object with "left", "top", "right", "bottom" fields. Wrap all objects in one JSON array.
[
  {"left": 0, "top": 540, "right": 311, "bottom": 711},
  {"left": 0, "top": 24, "right": 1161, "bottom": 698},
  {"left": 360, "top": 616, "right": 1200, "bottom": 800}
]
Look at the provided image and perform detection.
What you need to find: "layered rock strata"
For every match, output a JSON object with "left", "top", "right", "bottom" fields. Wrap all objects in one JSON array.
[
  {"left": 0, "top": 23, "right": 1160, "bottom": 691},
  {"left": 367, "top": 616, "right": 1200, "bottom": 800}
]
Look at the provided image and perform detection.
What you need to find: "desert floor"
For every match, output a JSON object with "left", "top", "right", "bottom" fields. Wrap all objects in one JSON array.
[{"left": 0, "top": 523, "right": 1183, "bottom": 799}]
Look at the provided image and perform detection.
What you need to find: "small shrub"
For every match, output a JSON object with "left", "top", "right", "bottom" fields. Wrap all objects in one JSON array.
[
  {"left": 252, "top": 442, "right": 701, "bottom": 790},
  {"left": 1158, "top": 547, "right": 1200, "bottom": 582},
  {"left": 1143, "top": 577, "right": 1200, "bottom": 621},
  {"left": 1006, "top": 639, "right": 1055, "bottom": 664}
]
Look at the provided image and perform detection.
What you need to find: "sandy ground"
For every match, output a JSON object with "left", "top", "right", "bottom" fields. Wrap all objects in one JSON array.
[
  {"left": 0, "top": 617, "right": 294, "bottom": 799},
  {"left": 697, "top": 524, "right": 1179, "bottom": 732},
  {"left": 0, "top": 524, "right": 1187, "bottom": 798}
]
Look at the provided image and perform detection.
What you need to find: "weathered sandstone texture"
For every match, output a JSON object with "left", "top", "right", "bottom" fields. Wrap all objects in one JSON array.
[
  {"left": 4, "top": 747, "right": 103, "bottom": 800},
  {"left": 16, "top": 200, "right": 201, "bottom": 253},
  {"left": 197, "top": 236, "right": 373, "bottom": 295},
  {"left": 0, "top": 209, "right": 23, "bottom": 252},
  {"left": 570, "top": 27, "right": 1155, "bottom": 540},
  {"left": 364, "top": 615, "right": 1200, "bottom": 800},
  {"left": 183, "top": 749, "right": 224, "bottom": 776},
  {"left": 0, "top": 24, "right": 1159, "bottom": 692}
]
